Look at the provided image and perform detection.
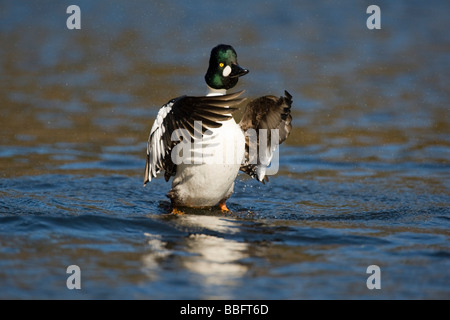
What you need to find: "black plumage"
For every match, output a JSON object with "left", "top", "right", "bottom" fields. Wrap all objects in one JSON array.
[{"left": 239, "top": 90, "right": 293, "bottom": 183}]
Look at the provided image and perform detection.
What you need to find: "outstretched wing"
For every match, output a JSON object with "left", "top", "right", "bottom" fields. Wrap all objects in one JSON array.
[
  {"left": 144, "top": 91, "right": 246, "bottom": 185},
  {"left": 239, "top": 90, "right": 292, "bottom": 183}
]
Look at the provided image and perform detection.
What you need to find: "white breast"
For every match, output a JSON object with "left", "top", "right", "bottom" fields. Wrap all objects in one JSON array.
[{"left": 171, "top": 118, "right": 245, "bottom": 207}]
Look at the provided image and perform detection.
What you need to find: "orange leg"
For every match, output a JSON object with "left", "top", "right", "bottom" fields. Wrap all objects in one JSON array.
[
  {"left": 218, "top": 200, "right": 230, "bottom": 213},
  {"left": 170, "top": 207, "right": 185, "bottom": 215}
]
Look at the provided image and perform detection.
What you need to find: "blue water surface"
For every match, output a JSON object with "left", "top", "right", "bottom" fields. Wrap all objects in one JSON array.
[{"left": 0, "top": 0, "right": 449, "bottom": 299}]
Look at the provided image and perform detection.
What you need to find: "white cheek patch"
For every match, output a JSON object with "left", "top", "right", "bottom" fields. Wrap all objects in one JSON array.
[{"left": 222, "top": 65, "right": 232, "bottom": 77}]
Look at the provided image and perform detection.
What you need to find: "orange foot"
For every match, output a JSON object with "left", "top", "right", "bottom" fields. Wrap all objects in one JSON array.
[
  {"left": 218, "top": 201, "right": 230, "bottom": 213},
  {"left": 170, "top": 207, "right": 185, "bottom": 215}
]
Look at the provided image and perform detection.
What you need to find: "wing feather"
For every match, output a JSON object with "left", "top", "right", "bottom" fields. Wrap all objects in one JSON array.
[
  {"left": 239, "top": 90, "right": 293, "bottom": 183},
  {"left": 144, "top": 90, "right": 246, "bottom": 185}
]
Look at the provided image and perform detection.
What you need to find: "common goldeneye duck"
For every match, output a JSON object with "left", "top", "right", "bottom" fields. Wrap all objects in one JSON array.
[{"left": 144, "top": 44, "right": 292, "bottom": 213}]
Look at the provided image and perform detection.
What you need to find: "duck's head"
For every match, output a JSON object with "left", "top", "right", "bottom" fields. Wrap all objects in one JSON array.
[{"left": 205, "top": 44, "right": 249, "bottom": 91}]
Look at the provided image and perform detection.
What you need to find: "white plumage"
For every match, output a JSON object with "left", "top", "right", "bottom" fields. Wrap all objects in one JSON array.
[
  {"left": 170, "top": 112, "right": 245, "bottom": 207},
  {"left": 143, "top": 44, "right": 292, "bottom": 211}
]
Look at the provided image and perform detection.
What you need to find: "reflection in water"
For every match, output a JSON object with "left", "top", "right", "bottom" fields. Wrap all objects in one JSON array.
[
  {"left": 142, "top": 215, "right": 248, "bottom": 299},
  {"left": 142, "top": 233, "right": 171, "bottom": 281},
  {"left": 184, "top": 234, "right": 247, "bottom": 289},
  {"left": 1, "top": 0, "right": 449, "bottom": 299},
  {"left": 177, "top": 215, "right": 242, "bottom": 234}
]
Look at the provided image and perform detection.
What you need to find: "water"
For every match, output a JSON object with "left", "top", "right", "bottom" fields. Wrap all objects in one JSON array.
[{"left": 0, "top": 0, "right": 449, "bottom": 299}]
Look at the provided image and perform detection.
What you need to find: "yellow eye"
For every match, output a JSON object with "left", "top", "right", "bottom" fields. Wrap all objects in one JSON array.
[{"left": 219, "top": 62, "right": 224, "bottom": 68}]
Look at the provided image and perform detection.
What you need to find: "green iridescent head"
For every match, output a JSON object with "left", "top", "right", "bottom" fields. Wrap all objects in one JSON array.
[{"left": 204, "top": 44, "right": 249, "bottom": 90}]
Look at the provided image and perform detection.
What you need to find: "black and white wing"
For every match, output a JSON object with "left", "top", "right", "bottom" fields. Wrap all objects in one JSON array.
[
  {"left": 144, "top": 90, "right": 246, "bottom": 185},
  {"left": 239, "top": 90, "right": 292, "bottom": 183}
]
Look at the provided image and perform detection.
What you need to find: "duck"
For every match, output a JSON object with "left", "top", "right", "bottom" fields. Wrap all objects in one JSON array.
[{"left": 144, "top": 44, "right": 292, "bottom": 213}]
